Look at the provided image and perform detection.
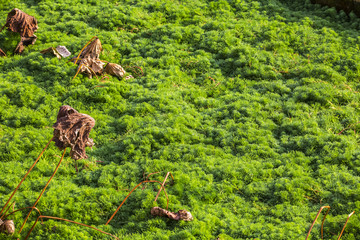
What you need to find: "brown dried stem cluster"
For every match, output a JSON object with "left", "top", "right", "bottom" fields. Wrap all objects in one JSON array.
[
  {"left": 306, "top": 206, "right": 355, "bottom": 240},
  {"left": 0, "top": 8, "right": 38, "bottom": 54},
  {"left": 72, "top": 37, "right": 133, "bottom": 80}
]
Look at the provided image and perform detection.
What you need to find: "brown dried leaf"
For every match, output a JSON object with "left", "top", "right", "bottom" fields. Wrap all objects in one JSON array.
[
  {"left": 40, "top": 47, "right": 62, "bottom": 59},
  {"left": 78, "top": 56, "right": 105, "bottom": 78},
  {"left": 53, "top": 105, "right": 95, "bottom": 160},
  {"left": 40, "top": 46, "right": 71, "bottom": 59},
  {"left": 0, "top": 220, "right": 15, "bottom": 235},
  {"left": 14, "top": 36, "right": 37, "bottom": 54},
  {"left": 79, "top": 37, "right": 102, "bottom": 59},
  {"left": 56, "top": 45, "right": 71, "bottom": 58},
  {"left": 3, "top": 8, "right": 38, "bottom": 54},
  {"left": 151, "top": 207, "right": 193, "bottom": 221},
  {"left": 4, "top": 8, "right": 38, "bottom": 37},
  {"left": 104, "top": 63, "right": 126, "bottom": 78}
]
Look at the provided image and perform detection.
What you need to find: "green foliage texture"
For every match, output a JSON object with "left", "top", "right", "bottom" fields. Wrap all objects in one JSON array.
[{"left": 1, "top": 0, "right": 360, "bottom": 239}]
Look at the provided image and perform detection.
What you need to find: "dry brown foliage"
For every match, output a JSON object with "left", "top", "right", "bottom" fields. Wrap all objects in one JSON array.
[
  {"left": 72, "top": 37, "right": 134, "bottom": 80},
  {"left": 104, "top": 63, "right": 126, "bottom": 78},
  {"left": 151, "top": 207, "right": 193, "bottom": 221},
  {"left": 0, "top": 219, "right": 15, "bottom": 235},
  {"left": 53, "top": 105, "right": 95, "bottom": 160},
  {"left": 40, "top": 46, "right": 71, "bottom": 59},
  {"left": 1, "top": 8, "right": 38, "bottom": 54}
]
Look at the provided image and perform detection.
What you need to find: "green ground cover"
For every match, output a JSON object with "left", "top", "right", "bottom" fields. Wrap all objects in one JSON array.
[{"left": 1, "top": 0, "right": 360, "bottom": 239}]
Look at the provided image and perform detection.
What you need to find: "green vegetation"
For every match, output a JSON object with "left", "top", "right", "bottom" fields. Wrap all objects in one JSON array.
[{"left": 1, "top": 0, "right": 360, "bottom": 239}]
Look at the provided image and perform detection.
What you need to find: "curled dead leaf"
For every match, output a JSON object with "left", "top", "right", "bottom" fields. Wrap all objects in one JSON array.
[
  {"left": 104, "top": 63, "right": 126, "bottom": 78},
  {"left": 53, "top": 105, "right": 95, "bottom": 160},
  {"left": 0, "top": 219, "right": 15, "bottom": 235},
  {"left": 1, "top": 8, "right": 38, "bottom": 54},
  {"left": 40, "top": 47, "right": 62, "bottom": 59},
  {"left": 78, "top": 56, "right": 105, "bottom": 78},
  {"left": 151, "top": 207, "right": 193, "bottom": 221},
  {"left": 56, "top": 45, "right": 71, "bottom": 58},
  {"left": 41, "top": 46, "right": 71, "bottom": 59},
  {"left": 79, "top": 37, "right": 102, "bottom": 60}
]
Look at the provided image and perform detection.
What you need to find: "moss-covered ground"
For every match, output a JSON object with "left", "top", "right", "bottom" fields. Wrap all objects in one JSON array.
[{"left": 1, "top": 0, "right": 360, "bottom": 239}]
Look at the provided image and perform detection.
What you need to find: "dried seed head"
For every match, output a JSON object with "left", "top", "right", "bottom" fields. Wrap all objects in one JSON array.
[
  {"left": 53, "top": 105, "right": 95, "bottom": 160},
  {"left": 104, "top": 63, "right": 126, "bottom": 79},
  {"left": 0, "top": 220, "right": 15, "bottom": 235}
]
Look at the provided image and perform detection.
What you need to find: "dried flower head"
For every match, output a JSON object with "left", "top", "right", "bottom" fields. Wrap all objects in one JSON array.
[{"left": 53, "top": 105, "right": 95, "bottom": 160}]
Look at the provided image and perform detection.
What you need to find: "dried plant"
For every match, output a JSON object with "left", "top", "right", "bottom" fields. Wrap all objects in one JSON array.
[
  {"left": 53, "top": 105, "right": 95, "bottom": 160},
  {"left": 40, "top": 46, "right": 71, "bottom": 59},
  {"left": 0, "top": 105, "right": 96, "bottom": 233},
  {"left": 24, "top": 216, "right": 119, "bottom": 240},
  {"left": 71, "top": 37, "right": 134, "bottom": 80},
  {"left": 0, "top": 8, "right": 38, "bottom": 54},
  {"left": 104, "top": 63, "right": 127, "bottom": 79},
  {"left": 106, "top": 177, "right": 171, "bottom": 225},
  {"left": 306, "top": 206, "right": 355, "bottom": 240},
  {"left": 150, "top": 207, "right": 193, "bottom": 221},
  {"left": 305, "top": 206, "right": 330, "bottom": 240},
  {"left": 337, "top": 211, "right": 355, "bottom": 240},
  {"left": 0, "top": 219, "right": 15, "bottom": 235}
]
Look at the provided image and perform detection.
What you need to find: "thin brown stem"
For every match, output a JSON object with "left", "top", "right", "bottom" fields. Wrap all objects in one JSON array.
[
  {"left": 321, "top": 207, "right": 331, "bottom": 239},
  {"left": 305, "top": 206, "right": 331, "bottom": 240},
  {"left": 19, "top": 148, "right": 67, "bottom": 233},
  {"left": 337, "top": 211, "right": 355, "bottom": 240},
  {"left": 154, "top": 172, "right": 174, "bottom": 202},
  {"left": 0, "top": 137, "right": 53, "bottom": 217},
  {"left": 0, "top": 201, "right": 15, "bottom": 220},
  {"left": 72, "top": 64, "right": 99, "bottom": 81},
  {"left": 3, "top": 207, "right": 43, "bottom": 224},
  {"left": 105, "top": 180, "right": 168, "bottom": 225},
  {"left": 74, "top": 36, "right": 97, "bottom": 65},
  {"left": 0, "top": 24, "right": 5, "bottom": 33},
  {"left": 24, "top": 215, "right": 119, "bottom": 240}
]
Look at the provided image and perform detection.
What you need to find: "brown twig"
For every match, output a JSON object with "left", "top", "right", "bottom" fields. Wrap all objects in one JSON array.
[
  {"left": 105, "top": 180, "right": 169, "bottom": 225},
  {"left": 0, "top": 201, "right": 15, "bottom": 220},
  {"left": 305, "top": 206, "right": 331, "bottom": 240},
  {"left": 142, "top": 172, "right": 160, "bottom": 190},
  {"left": 154, "top": 172, "right": 174, "bottom": 202},
  {"left": 337, "top": 122, "right": 360, "bottom": 135},
  {"left": 72, "top": 63, "right": 99, "bottom": 81},
  {"left": 3, "top": 206, "right": 43, "bottom": 224},
  {"left": 19, "top": 148, "right": 67, "bottom": 233},
  {"left": 24, "top": 215, "right": 119, "bottom": 240},
  {"left": 337, "top": 211, "right": 355, "bottom": 240},
  {"left": 0, "top": 137, "right": 54, "bottom": 217}
]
